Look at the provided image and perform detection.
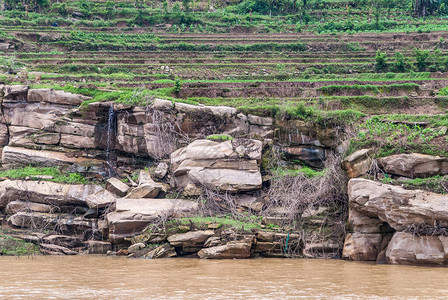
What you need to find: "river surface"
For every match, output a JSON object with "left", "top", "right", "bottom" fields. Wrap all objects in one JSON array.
[{"left": 1, "top": 256, "right": 448, "bottom": 299}]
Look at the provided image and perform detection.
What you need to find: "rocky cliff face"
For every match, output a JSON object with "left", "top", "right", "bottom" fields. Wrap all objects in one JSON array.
[
  {"left": 343, "top": 151, "right": 448, "bottom": 266},
  {"left": 0, "top": 85, "right": 336, "bottom": 173},
  {"left": 0, "top": 85, "right": 343, "bottom": 258},
  {"left": 1, "top": 85, "right": 446, "bottom": 265}
]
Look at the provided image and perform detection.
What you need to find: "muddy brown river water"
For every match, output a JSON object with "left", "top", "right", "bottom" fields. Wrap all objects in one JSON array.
[{"left": 1, "top": 256, "right": 448, "bottom": 299}]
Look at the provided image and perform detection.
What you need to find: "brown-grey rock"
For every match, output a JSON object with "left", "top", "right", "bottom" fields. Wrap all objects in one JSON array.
[
  {"left": 137, "top": 170, "right": 153, "bottom": 186},
  {"left": 105, "top": 177, "right": 129, "bottom": 197},
  {"left": 154, "top": 162, "right": 169, "bottom": 179},
  {"left": 32, "top": 133, "right": 61, "bottom": 145},
  {"left": 198, "top": 242, "right": 252, "bottom": 259},
  {"left": 144, "top": 243, "right": 177, "bottom": 259},
  {"left": 151, "top": 99, "right": 174, "bottom": 111},
  {"left": 88, "top": 241, "right": 112, "bottom": 254},
  {"left": 342, "top": 148, "right": 374, "bottom": 178},
  {"left": 39, "top": 243, "right": 78, "bottom": 255},
  {"left": 128, "top": 242, "right": 146, "bottom": 254},
  {"left": 107, "top": 198, "right": 198, "bottom": 243},
  {"left": 1, "top": 180, "right": 102, "bottom": 207},
  {"left": 348, "top": 178, "right": 448, "bottom": 231},
  {"left": 5, "top": 201, "right": 53, "bottom": 214},
  {"left": 5, "top": 85, "right": 28, "bottom": 100},
  {"left": 126, "top": 183, "right": 161, "bottom": 199},
  {"left": 247, "top": 114, "right": 273, "bottom": 126},
  {"left": 303, "top": 242, "right": 340, "bottom": 258},
  {"left": 342, "top": 233, "right": 382, "bottom": 261},
  {"left": 43, "top": 235, "right": 84, "bottom": 248},
  {"left": 86, "top": 189, "right": 117, "bottom": 210},
  {"left": 379, "top": 153, "right": 448, "bottom": 178},
  {"left": 167, "top": 230, "right": 215, "bottom": 253},
  {"left": 8, "top": 212, "right": 95, "bottom": 233},
  {"left": 28, "top": 89, "right": 90, "bottom": 105},
  {"left": 171, "top": 139, "right": 262, "bottom": 192},
  {"left": 386, "top": 232, "right": 445, "bottom": 265},
  {"left": 182, "top": 183, "right": 202, "bottom": 197},
  {"left": 60, "top": 134, "right": 95, "bottom": 149},
  {"left": 283, "top": 146, "right": 325, "bottom": 169},
  {"left": 2, "top": 146, "right": 103, "bottom": 168}
]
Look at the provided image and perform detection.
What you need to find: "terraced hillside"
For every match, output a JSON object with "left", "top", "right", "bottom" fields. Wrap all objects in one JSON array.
[{"left": 0, "top": 0, "right": 447, "bottom": 262}]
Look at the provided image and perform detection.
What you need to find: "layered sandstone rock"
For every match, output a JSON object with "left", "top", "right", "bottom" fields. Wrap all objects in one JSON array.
[
  {"left": 0, "top": 180, "right": 102, "bottom": 207},
  {"left": 348, "top": 178, "right": 448, "bottom": 231},
  {"left": 386, "top": 232, "right": 448, "bottom": 265},
  {"left": 344, "top": 178, "right": 448, "bottom": 265},
  {"left": 198, "top": 242, "right": 252, "bottom": 259},
  {"left": 28, "top": 89, "right": 90, "bottom": 105},
  {"left": 167, "top": 230, "right": 215, "bottom": 253},
  {"left": 170, "top": 139, "right": 262, "bottom": 192},
  {"left": 342, "top": 148, "right": 374, "bottom": 178},
  {"left": 86, "top": 189, "right": 117, "bottom": 210},
  {"left": 8, "top": 212, "right": 96, "bottom": 233},
  {"left": 107, "top": 198, "right": 198, "bottom": 243},
  {"left": 144, "top": 243, "right": 177, "bottom": 259},
  {"left": 378, "top": 153, "right": 448, "bottom": 178},
  {"left": 2, "top": 147, "right": 103, "bottom": 168}
]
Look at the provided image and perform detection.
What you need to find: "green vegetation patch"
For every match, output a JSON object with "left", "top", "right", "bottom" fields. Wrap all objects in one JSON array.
[
  {"left": 0, "top": 231, "right": 39, "bottom": 256},
  {"left": 170, "top": 216, "right": 265, "bottom": 231},
  {"left": 271, "top": 166, "right": 325, "bottom": 178},
  {"left": 381, "top": 175, "right": 448, "bottom": 194},
  {"left": 348, "top": 116, "right": 448, "bottom": 157},
  {"left": 0, "top": 166, "right": 87, "bottom": 184},
  {"left": 206, "top": 134, "right": 234, "bottom": 141},
  {"left": 318, "top": 83, "right": 420, "bottom": 96}
]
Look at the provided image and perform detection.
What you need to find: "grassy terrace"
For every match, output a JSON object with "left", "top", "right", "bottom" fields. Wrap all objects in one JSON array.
[{"left": 0, "top": 0, "right": 444, "bottom": 159}]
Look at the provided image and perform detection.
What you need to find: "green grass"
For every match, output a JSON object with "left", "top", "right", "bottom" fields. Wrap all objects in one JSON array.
[
  {"left": 348, "top": 116, "right": 448, "bottom": 157},
  {"left": 206, "top": 134, "right": 234, "bottom": 141},
  {"left": 318, "top": 83, "right": 420, "bottom": 96},
  {"left": 380, "top": 175, "right": 448, "bottom": 194},
  {"left": 378, "top": 114, "right": 448, "bottom": 127},
  {"left": 171, "top": 216, "right": 264, "bottom": 231},
  {"left": 0, "top": 166, "right": 87, "bottom": 184},
  {"left": 272, "top": 166, "right": 325, "bottom": 178},
  {"left": 0, "top": 230, "right": 39, "bottom": 256}
]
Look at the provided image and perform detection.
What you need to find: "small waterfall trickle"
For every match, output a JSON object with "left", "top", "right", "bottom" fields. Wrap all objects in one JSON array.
[{"left": 105, "top": 103, "right": 115, "bottom": 162}]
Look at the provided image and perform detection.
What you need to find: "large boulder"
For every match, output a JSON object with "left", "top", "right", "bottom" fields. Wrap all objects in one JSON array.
[
  {"left": 171, "top": 139, "right": 262, "bottom": 192},
  {"left": 88, "top": 241, "right": 112, "bottom": 254},
  {"left": 125, "top": 184, "right": 161, "bottom": 199},
  {"left": 4, "top": 85, "right": 28, "bottom": 100},
  {"left": 28, "top": 89, "right": 91, "bottom": 105},
  {"left": 348, "top": 178, "right": 448, "bottom": 231},
  {"left": 2, "top": 146, "right": 103, "bottom": 168},
  {"left": 43, "top": 235, "right": 84, "bottom": 248},
  {"left": 167, "top": 230, "right": 215, "bottom": 253},
  {"left": 378, "top": 153, "right": 448, "bottom": 178},
  {"left": 386, "top": 232, "right": 446, "bottom": 265},
  {"left": 154, "top": 162, "right": 169, "bottom": 179},
  {"left": 342, "top": 233, "right": 382, "bottom": 261},
  {"left": 39, "top": 243, "right": 78, "bottom": 255},
  {"left": 107, "top": 198, "right": 198, "bottom": 243},
  {"left": 342, "top": 149, "right": 374, "bottom": 178},
  {"left": 283, "top": 146, "right": 326, "bottom": 169},
  {"left": 144, "top": 243, "right": 177, "bottom": 259},
  {"left": 124, "top": 171, "right": 162, "bottom": 198},
  {"left": 344, "top": 178, "right": 448, "bottom": 264},
  {"left": 198, "top": 242, "right": 252, "bottom": 259},
  {"left": 0, "top": 180, "right": 102, "bottom": 207},
  {"left": 8, "top": 212, "right": 95, "bottom": 233},
  {"left": 105, "top": 178, "right": 129, "bottom": 197},
  {"left": 86, "top": 189, "right": 117, "bottom": 210},
  {"left": 5, "top": 201, "right": 53, "bottom": 214}
]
